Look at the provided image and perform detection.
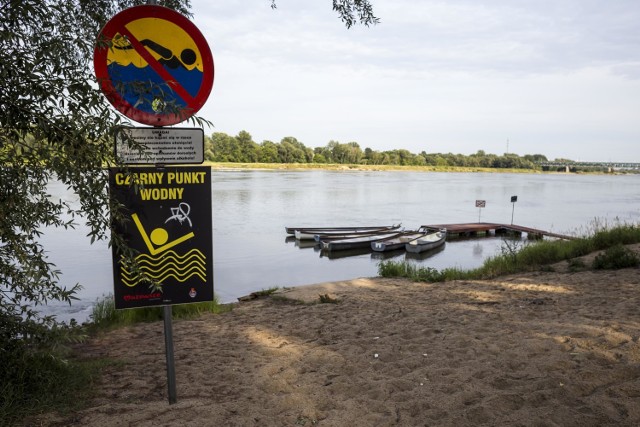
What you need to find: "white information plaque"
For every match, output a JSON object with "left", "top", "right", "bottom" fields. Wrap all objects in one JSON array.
[{"left": 115, "top": 127, "right": 204, "bottom": 165}]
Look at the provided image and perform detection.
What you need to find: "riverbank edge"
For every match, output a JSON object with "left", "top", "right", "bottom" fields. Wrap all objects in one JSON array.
[{"left": 203, "top": 161, "right": 627, "bottom": 175}]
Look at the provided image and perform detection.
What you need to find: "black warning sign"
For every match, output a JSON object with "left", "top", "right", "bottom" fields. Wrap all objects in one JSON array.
[{"left": 109, "top": 166, "right": 213, "bottom": 309}]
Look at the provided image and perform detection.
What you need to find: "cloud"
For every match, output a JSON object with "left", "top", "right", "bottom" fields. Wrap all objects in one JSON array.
[{"left": 189, "top": 0, "right": 640, "bottom": 162}]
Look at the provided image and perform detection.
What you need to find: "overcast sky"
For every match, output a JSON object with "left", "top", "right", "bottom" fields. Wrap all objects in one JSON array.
[{"left": 189, "top": 0, "right": 640, "bottom": 162}]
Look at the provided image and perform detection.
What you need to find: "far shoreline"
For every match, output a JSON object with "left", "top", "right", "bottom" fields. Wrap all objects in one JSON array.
[{"left": 203, "top": 161, "right": 627, "bottom": 175}]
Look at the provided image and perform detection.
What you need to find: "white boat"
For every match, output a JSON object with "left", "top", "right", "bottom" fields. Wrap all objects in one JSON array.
[
  {"left": 370, "top": 229, "right": 427, "bottom": 252},
  {"left": 313, "top": 227, "right": 404, "bottom": 242},
  {"left": 322, "top": 231, "right": 404, "bottom": 252},
  {"left": 405, "top": 229, "right": 447, "bottom": 253},
  {"left": 292, "top": 224, "right": 401, "bottom": 240}
]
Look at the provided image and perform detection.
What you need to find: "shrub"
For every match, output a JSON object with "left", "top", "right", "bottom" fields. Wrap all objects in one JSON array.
[
  {"left": 378, "top": 224, "right": 640, "bottom": 283},
  {"left": 567, "top": 258, "right": 587, "bottom": 272},
  {"left": 378, "top": 261, "right": 447, "bottom": 282},
  {"left": 590, "top": 223, "right": 640, "bottom": 249},
  {"left": 0, "top": 317, "right": 95, "bottom": 423},
  {"left": 592, "top": 245, "right": 640, "bottom": 270}
]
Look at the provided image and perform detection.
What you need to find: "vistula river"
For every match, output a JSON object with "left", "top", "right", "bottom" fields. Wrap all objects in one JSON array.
[{"left": 37, "top": 169, "right": 640, "bottom": 323}]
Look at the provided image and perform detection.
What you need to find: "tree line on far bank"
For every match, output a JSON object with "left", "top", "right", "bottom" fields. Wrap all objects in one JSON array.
[{"left": 205, "top": 130, "right": 617, "bottom": 172}]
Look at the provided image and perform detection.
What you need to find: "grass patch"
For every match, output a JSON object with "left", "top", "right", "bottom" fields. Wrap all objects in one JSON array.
[
  {"left": 379, "top": 223, "right": 640, "bottom": 282},
  {"left": 5, "top": 295, "right": 230, "bottom": 421},
  {"left": 238, "top": 287, "right": 282, "bottom": 302},
  {"left": 593, "top": 244, "right": 640, "bottom": 270},
  {"left": 378, "top": 261, "right": 474, "bottom": 282},
  {"left": 89, "top": 293, "right": 231, "bottom": 330},
  {"left": 567, "top": 258, "right": 587, "bottom": 272},
  {"left": 5, "top": 294, "right": 232, "bottom": 423},
  {"left": 252, "top": 287, "right": 281, "bottom": 298},
  {"left": 0, "top": 323, "right": 116, "bottom": 425}
]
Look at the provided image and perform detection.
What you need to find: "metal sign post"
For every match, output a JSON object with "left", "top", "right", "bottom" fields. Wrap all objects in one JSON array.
[
  {"left": 510, "top": 195, "right": 518, "bottom": 225},
  {"left": 475, "top": 200, "right": 486, "bottom": 223},
  {"left": 98, "top": 3, "right": 214, "bottom": 406},
  {"left": 109, "top": 166, "right": 213, "bottom": 405},
  {"left": 163, "top": 305, "right": 177, "bottom": 404}
]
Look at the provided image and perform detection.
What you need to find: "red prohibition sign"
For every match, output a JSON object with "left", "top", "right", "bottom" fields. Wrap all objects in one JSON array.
[{"left": 94, "top": 5, "right": 214, "bottom": 126}]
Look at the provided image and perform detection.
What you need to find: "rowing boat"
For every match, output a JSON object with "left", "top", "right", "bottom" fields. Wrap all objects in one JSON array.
[
  {"left": 322, "top": 231, "right": 404, "bottom": 252},
  {"left": 370, "top": 229, "right": 428, "bottom": 252},
  {"left": 405, "top": 229, "right": 447, "bottom": 253},
  {"left": 285, "top": 224, "right": 400, "bottom": 236},
  {"left": 313, "top": 227, "right": 404, "bottom": 242},
  {"left": 293, "top": 224, "right": 401, "bottom": 240}
]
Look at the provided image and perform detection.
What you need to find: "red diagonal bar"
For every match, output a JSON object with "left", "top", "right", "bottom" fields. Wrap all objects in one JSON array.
[{"left": 118, "top": 24, "right": 196, "bottom": 106}]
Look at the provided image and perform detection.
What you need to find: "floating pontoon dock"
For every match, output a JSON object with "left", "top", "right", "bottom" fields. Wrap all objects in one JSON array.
[{"left": 422, "top": 223, "right": 576, "bottom": 240}]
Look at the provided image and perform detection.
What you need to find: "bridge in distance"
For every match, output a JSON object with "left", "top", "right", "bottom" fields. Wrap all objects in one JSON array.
[{"left": 537, "top": 161, "right": 640, "bottom": 171}]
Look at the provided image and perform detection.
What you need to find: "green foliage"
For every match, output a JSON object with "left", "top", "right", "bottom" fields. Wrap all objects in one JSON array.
[
  {"left": 592, "top": 245, "right": 640, "bottom": 270},
  {"left": 378, "top": 260, "right": 473, "bottom": 282},
  {"left": 203, "top": 130, "right": 553, "bottom": 169},
  {"left": 252, "top": 287, "right": 281, "bottom": 298},
  {"left": 1, "top": 0, "right": 380, "bottom": 420},
  {"left": 378, "top": 261, "right": 447, "bottom": 282},
  {"left": 89, "top": 294, "right": 230, "bottom": 328},
  {"left": 567, "top": 258, "right": 587, "bottom": 272},
  {"left": 591, "top": 223, "right": 640, "bottom": 249},
  {"left": 476, "top": 224, "right": 640, "bottom": 278},
  {"left": 1, "top": 0, "right": 194, "bottom": 420},
  {"left": 378, "top": 224, "right": 640, "bottom": 282},
  {"left": 269, "top": 0, "right": 380, "bottom": 28},
  {"left": 205, "top": 137, "right": 638, "bottom": 173},
  {"left": 0, "top": 315, "right": 95, "bottom": 423}
]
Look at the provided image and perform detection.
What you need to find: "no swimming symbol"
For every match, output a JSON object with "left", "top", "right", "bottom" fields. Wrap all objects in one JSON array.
[{"left": 94, "top": 5, "right": 214, "bottom": 126}]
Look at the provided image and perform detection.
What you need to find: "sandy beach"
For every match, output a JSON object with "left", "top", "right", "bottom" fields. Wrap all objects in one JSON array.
[{"left": 32, "top": 250, "right": 640, "bottom": 426}]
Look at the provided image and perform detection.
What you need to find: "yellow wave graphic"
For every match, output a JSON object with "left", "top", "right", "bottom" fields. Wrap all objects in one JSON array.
[
  {"left": 119, "top": 249, "right": 207, "bottom": 287},
  {"left": 142, "top": 266, "right": 205, "bottom": 282},
  {"left": 122, "top": 267, "right": 206, "bottom": 286},
  {"left": 121, "top": 266, "right": 206, "bottom": 287},
  {"left": 121, "top": 262, "right": 206, "bottom": 281},
  {"left": 135, "top": 249, "right": 205, "bottom": 267},
  {"left": 107, "top": 17, "right": 205, "bottom": 71},
  {"left": 134, "top": 258, "right": 206, "bottom": 273}
]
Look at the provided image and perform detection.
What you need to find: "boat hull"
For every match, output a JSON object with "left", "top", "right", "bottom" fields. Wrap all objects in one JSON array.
[
  {"left": 405, "top": 230, "right": 447, "bottom": 254},
  {"left": 314, "top": 228, "right": 403, "bottom": 242},
  {"left": 370, "top": 230, "right": 427, "bottom": 252},
  {"left": 290, "top": 225, "right": 401, "bottom": 240},
  {"left": 323, "top": 232, "right": 404, "bottom": 252}
]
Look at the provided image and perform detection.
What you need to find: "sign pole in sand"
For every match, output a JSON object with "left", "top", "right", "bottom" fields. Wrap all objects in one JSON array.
[
  {"left": 163, "top": 305, "right": 177, "bottom": 404},
  {"left": 108, "top": 166, "right": 213, "bottom": 405},
  {"left": 97, "top": 2, "right": 214, "bottom": 405}
]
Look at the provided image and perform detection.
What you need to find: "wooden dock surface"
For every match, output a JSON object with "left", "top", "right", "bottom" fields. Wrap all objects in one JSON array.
[{"left": 422, "top": 222, "right": 576, "bottom": 240}]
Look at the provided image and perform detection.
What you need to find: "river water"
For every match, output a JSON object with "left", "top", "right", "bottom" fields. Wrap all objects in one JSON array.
[{"left": 38, "top": 170, "right": 639, "bottom": 323}]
